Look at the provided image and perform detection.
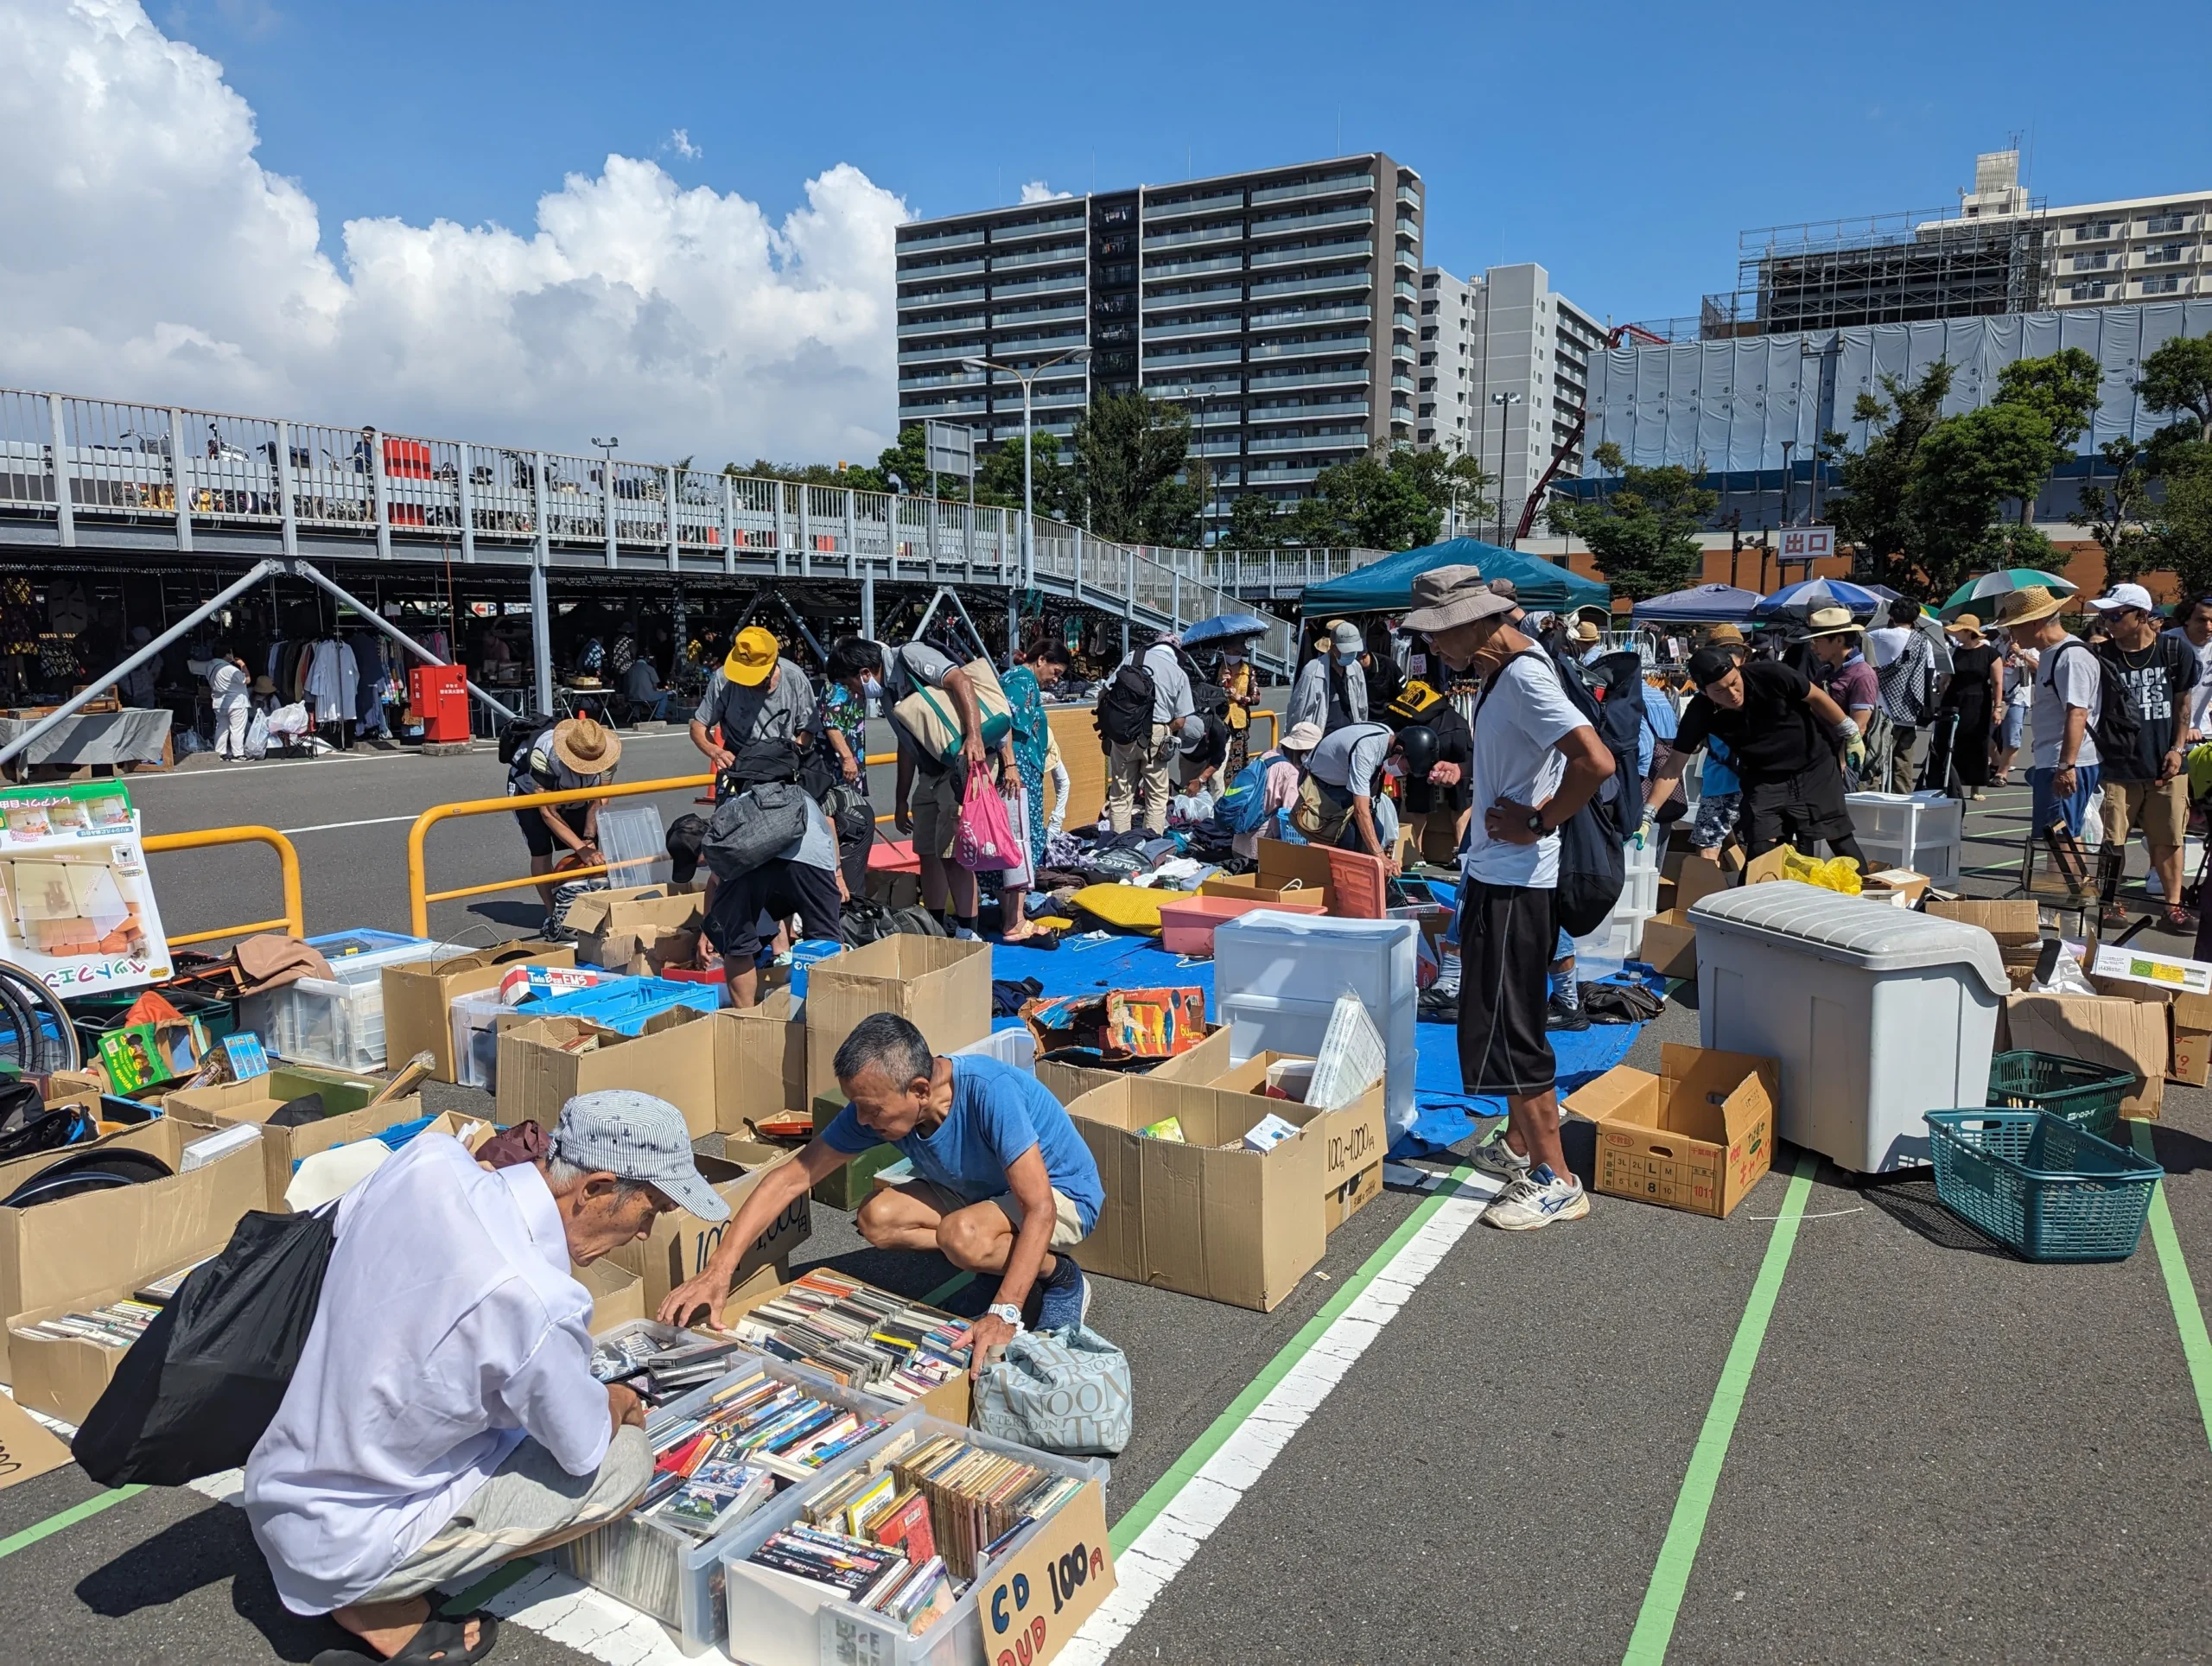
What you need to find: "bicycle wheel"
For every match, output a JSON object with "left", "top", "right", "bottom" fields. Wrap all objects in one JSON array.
[{"left": 0, "top": 958, "right": 80, "bottom": 1074}]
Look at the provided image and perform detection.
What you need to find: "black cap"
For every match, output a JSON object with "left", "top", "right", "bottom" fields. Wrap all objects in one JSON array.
[
  {"left": 664, "top": 812, "right": 707, "bottom": 886},
  {"left": 1687, "top": 646, "right": 1738, "bottom": 689}
]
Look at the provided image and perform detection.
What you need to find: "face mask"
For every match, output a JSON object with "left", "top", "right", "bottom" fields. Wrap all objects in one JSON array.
[{"left": 1223, "top": 653, "right": 1243, "bottom": 666}]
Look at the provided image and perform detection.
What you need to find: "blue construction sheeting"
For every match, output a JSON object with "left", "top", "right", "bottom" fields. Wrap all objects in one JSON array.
[{"left": 1586, "top": 299, "right": 2212, "bottom": 478}]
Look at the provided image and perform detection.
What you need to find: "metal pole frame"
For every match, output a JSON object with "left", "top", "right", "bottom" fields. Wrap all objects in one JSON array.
[
  {"left": 531, "top": 452, "right": 555, "bottom": 718},
  {"left": 283, "top": 558, "right": 517, "bottom": 723},
  {"left": 48, "top": 393, "right": 75, "bottom": 548},
  {"left": 173, "top": 406, "right": 197, "bottom": 553},
  {"left": 0, "top": 557, "right": 283, "bottom": 768}
]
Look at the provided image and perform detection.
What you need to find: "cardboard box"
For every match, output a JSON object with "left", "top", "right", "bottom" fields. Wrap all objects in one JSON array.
[
  {"left": 1924, "top": 897, "right": 2041, "bottom": 941},
  {"left": 1637, "top": 909, "right": 1699, "bottom": 981},
  {"left": 0, "top": 1116, "right": 264, "bottom": 1381},
  {"left": 1661, "top": 849, "right": 1735, "bottom": 915},
  {"left": 1151, "top": 1037, "right": 1382, "bottom": 1232},
  {"left": 2001, "top": 992, "right": 2169, "bottom": 1120},
  {"left": 717, "top": 1274, "right": 971, "bottom": 1427},
  {"left": 807, "top": 1093, "right": 908, "bottom": 1211},
  {"left": 165, "top": 1069, "right": 422, "bottom": 1205},
  {"left": 9, "top": 1275, "right": 143, "bottom": 1424},
  {"left": 607, "top": 1141, "right": 812, "bottom": 1313},
  {"left": 382, "top": 941, "right": 576, "bottom": 1082},
  {"left": 2170, "top": 1024, "right": 2211, "bottom": 1088},
  {"left": 575, "top": 1257, "right": 646, "bottom": 1336},
  {"left": 499, "top": 1007, "right": 721, "bottom": 1135},
  {"left": 803, "top": 936, "right": 991, "bottom": 1104},
  {"left": 1021, "top": 988, "right": 1207, "bottom": 1067},
  {"left": 724, "top": 989, "right": 810, "bottom": 1114},
  {"left": 1860, "top": 868, "right": 1932, "bottom": 906},
  {"left": 1065, "top": 1076, "right": 1327, "bottom": 1311},
  {"left": 1570, "top": 1044, "right": 1778, "bottom": 1218},
  {"left": 1249, "top": 836, "right": 1386, "bottom": 918},
  {"left": 563, "top": 885, "right": 704, "bottom": 973},
  {"left": 0, "top": 1383, "right": 71, "bottom": 1490}
]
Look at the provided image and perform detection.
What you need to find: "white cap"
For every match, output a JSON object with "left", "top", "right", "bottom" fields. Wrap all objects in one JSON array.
[{"left": 2088, "top": 582, "right": 2155, "bottom": 614}]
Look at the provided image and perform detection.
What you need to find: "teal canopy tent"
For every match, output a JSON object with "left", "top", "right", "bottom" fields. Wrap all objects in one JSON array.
[{"left": 1299, "top": 537, "right": 1611, "bottom": 616}]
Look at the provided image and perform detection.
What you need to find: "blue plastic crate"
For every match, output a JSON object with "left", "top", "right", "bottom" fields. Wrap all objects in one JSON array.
[
  {"left": 1925, "top": 1110, "right": 2163, "bottom": 1262},
  {"left": 531, "top": 976, "right": 721, "bottom": 1035}
]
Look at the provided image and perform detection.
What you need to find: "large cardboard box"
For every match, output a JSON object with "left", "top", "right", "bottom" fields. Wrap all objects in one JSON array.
[
  {"left": 1151, "top": 1035, "right": 1382, "bottom": 1231},
  {"left": 499, "top": 1007, "right": 721, "bottom": 1135},
  {"left": 2001, "top": 992, "right": 2168, "bottom": 1120},
  {"left": 803, "top": 936, "right": 991, "bottom": 1105},
  {"left": 9, "top": 1274, "right": 146, "bottom": 1424},
  {"left": 1637, "top": 909, "right": 1699, "bottom": 981},
  {"left": 1661, "top": 849, "right": 1735, "bottom": 915},
  {"left": 607, "top": 1141, "right": 812, "bottom": 1313},
  {"left": 575, "top": 1257, "right": 646, "bottom": 1336},
  {"left": 1039, "top": 1027, "right": 1232, "bottom": 1110},
  {"left": 0, "top": 1384, "right": 71, "bottom": 1490},
  {"left": 2171, "top": 989, "right": 2212, "bottom": 1087},
  {"left": 382, "top": 941, "right": 576, "bottom": 1082},
  {"left": 725, "top": 989, "right": 810, "bottom": 1114},
  {"left": 1927, "top": 898, "right": 2044, "bottom": 989},
  {"left": 165, "top": 1071, "right": 422, "bottom": 1206},
  {"left": 563, "top": 885, "right": 704, "bottom": 974},
  {"left": 1569, "top": 1044, "right": 1778, "bottom": 1218},
  {"left": 1065, "top": 1076, "right": 1327, "bottom": 1312},
  {"left": 0, "top": 1117, "right": 264, "bottom": 1381},
  {"left": 718, "top": 1274, "right": 971, "bottom": 1427}
]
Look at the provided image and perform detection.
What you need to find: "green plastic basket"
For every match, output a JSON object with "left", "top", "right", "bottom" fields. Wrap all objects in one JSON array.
[
  {"left": 1925, "top": 1110, "right": 2163, "bottom": 1262},
  {"left": 1984, "top": 1050, "right": 2134, "bottom": 1139}
]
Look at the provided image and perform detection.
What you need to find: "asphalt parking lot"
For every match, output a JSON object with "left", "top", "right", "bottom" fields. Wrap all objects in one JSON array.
[{"left": 2, "top": 759, "right": 2207, "bottom": 1664}]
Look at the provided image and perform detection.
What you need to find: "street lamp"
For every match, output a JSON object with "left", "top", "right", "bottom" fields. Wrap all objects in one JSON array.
[
  {"left": 1490, "top": 391, "right": 1522, "bottom": 544},
  {"left": 963, "top": 348, "right": 1090, "bottom": 587}
]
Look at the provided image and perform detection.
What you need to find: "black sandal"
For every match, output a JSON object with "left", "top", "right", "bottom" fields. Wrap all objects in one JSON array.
[{"left": 314, "top": 1612, "right": 500, "bottom": 1666}]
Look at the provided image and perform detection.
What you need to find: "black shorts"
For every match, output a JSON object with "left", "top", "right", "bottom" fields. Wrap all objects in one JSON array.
[
  {"left": 1740, "top": 757, "right": 1855, "bottom": 855},
  {"left": 702, "top": 860, "right": 843, "bottom": 963},
  {"left": 515, "top": 801, "right": 590, "bottom": 859},
  {"left": 1456, "top": 881, "right": 1559, "bottom": 1098}
]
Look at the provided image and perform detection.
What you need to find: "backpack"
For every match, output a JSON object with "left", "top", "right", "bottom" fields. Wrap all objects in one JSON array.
[
  {"left": 1179, "top": 647, "right": 1230, "bottom": 720},
  {"left": 1096, "top": 657, "right": 1155, "bottom": 747},
  {"left": 702, "top": 780, "right": 813, "bottom": 881},
  {"left": 2072, "top": 639, "right": 2149, "bottom": 773},
  {"left": 499, "top": 715, "right": 557, "bottom": 778},
  {"left": 1476, "top": 651, "right": 1625, "bottom": 939},
  {"left": 1213, "top": 754, "right": 1274, "bottom": 836}
]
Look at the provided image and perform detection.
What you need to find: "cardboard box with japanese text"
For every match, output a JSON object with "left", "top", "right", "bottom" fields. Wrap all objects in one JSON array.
[
  {"left": 1569, "top": 1044, "right": 1778, "bottom": 1218},
  {"left": 1152, "top": 1036, "right": 1382, "bottom": 1231}
]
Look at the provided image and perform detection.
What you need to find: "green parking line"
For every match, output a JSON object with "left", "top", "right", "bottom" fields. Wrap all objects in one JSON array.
[
  {"left": 1109, "top": 1163, "right": 1474, "bottom": 1558},
  {"left": 2133, "top": 1123, "right": 2212, "bottom": 1449},
  {"left": 1622, "top": 1150, "right": 1816, "bottom": 1665},
  {"left": 922, "top": 1269, "right": 976, "bottom": 1308},
  {"left": 0, "top": 1485, "right": 145, "bottom": 1561},
  {"left": 441, "top": 1555, "right": 543, "bottom": 1616}
]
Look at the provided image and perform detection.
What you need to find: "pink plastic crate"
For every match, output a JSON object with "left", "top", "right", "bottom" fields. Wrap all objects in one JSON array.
[{"left": 1159, "top": 893, "right": 1327, "bottom": 957}]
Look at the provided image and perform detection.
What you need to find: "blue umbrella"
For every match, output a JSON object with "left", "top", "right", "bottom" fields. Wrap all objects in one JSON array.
[
  {"left": 1181, "top": 613, "right": 1271, "bottom": 647},
  {"left": 1751, "top": 576, "right": 1885, "bottom": 620}
]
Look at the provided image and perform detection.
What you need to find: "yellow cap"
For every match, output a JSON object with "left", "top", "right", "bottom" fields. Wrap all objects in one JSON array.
[{"left": 724, "top": 626, "right": 779, "bottom": 687}]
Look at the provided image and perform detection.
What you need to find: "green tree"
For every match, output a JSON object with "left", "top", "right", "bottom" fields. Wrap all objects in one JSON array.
[
  {"left": 1218, "top": 491, "right": 1281, "bottom": 550},
  {"left": 2154, "top": 452, "right": 2212, "bottom": 600},
  {"left": 1896, "top": 402, "right": 2056, "bottom": 602},
  {"left": 2137, "top": 331, "right": 2212, "bottom": 444},
  {"left": 1993, "top": 347, "right": 2102, "bottom": 524},
  {"left": 1300, "top": 450, "right": 1442, "bottom": 550},
  {"left": 975, "top": 430, "right": 1078, "bottom": 518},
  {"left": 1544, "top": 441, "right": 1716, "bottom": 601},
  {"left": 1071, "top": 391, "right": 1200, "bottom": 545},
  {"left": 2074, "top": 436, "right": 2158, "bottom": 586},
  {"left": 1827, "top": 363, "right": 1955, "bottom": 588},
  {"left": 1391, "top": 447, "right": 1495, "bottom": 537}
]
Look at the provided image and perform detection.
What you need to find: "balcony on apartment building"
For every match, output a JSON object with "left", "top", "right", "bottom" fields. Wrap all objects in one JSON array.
[
  {"left": 900, "top": 284, "right": 987, "bottom": 311},
  {"left": 898, "top": 313, "right": 985, "bottom": 339},
  {"left": 1143, "top": 188, "right": 1247, "bottom": 222},
  {"left": 1142, "top": 316, "right": 1245, "bottom": 342},
  {"left": 1249, "top": 431, "right": 1365, "bottom": 453},
  {"left": 988, "top": 242, "right": 1086, "bottom": 272},
  {"left": 1250, "top": 205, "right": 1375, "bottom": 240},
  {"left": 897, "top": 226, "right": 988, "bottom": 255},
  {"left": 1252, "top": 238, "right": 1371, "bottom": 269},
  {"left": 990, "top": 213, "right": 1087, "bottom": 243},
  {"left": 1143, "top": 220, "right": 1247, "bottom": 251},
  {"left": 1145, "top": 344, "right": 1245, "bottom": 369},
  {"left": 1250, "top": 174, "right": 1374, "bottom": 207},
  {"left": 988, "top": 271, "right": 1086, "bottom": 299},
  {"left": 1249, "top": 397, "right": 1369, "bottom": 421},
  {"left": 1142, "top": 283, "right": 1244, "bottom": 310},
  {"left": 1249, "top": 270, "right": 1370, "bottom": 303},
  {"left": 899, "top": 256, "right": 986, "bottom": 279},
  {"left": 1250, "top": 302, "right": 1371, "bottom": 332},
  {"left": 1249, "top": 331, "right": 1370, "bottom": 360},
  {"left": 1247, "top": 366, "right": 1372, "bottom": 391}
]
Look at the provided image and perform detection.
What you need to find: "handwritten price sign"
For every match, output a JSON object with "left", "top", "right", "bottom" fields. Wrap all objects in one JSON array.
[{"left": 983, "top": 1479, "right": 1114, "bottom": 1666}]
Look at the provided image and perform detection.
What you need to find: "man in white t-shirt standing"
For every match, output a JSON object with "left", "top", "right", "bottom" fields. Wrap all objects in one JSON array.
[
  {"left": 2161, "top": 593, "right": 2212, "bottom": 742},
  {"left": 1999, "top": 586, "right": 2102, "bottom": 889},
  {"left": 1402, "top": 566, "right": 1615, "bottom": 1232}
]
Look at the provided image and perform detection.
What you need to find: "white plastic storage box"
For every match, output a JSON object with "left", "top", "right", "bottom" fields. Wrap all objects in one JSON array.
[
  {"left": 953, "top": 1027, "right": 1038, "bottom": 1072},
  {"left": 1847, "top": 792, "right": 1963, "bottom": 885},
  {"left": 303, "top": 930, "right": 451, "bottom": 982},
  {"left": 1212, "top": 912, "right": 1419, "bottom": 1141},
  {"left": 720, "top": 1412, "right": 1111, "bottom": 1666},
  {"left": 241, "top": 976, "right": 389, "bottom": 1071},
  {"left": 550, "top": 1351, "right": 915, "bottom": 1656},
  {"left": 448, "top": 991, "right": 507, "bottom": 1090},
  {"left": 1688, "top": 881, "right": 2006, "bottom": 1172}
]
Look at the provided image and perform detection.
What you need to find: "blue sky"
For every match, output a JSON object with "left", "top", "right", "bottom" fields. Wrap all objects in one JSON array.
[{"left": 168, "top": 0, "right": 2212, "bottom": 328}]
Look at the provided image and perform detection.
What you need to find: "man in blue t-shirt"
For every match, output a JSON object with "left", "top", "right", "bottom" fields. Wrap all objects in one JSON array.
[{"left": 658, "top": 1013, "right": 1101, "bottom": 1371}]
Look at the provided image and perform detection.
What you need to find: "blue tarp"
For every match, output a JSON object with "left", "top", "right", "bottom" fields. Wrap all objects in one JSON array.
[{"left": 1299, "top": 537, "right": 1611, "bottom": 616}]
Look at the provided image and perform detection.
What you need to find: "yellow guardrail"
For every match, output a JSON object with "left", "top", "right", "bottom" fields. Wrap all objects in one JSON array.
[
  {"left": 407, "top": 775, "right": 714, "bottom": 937},
  {"left": 143, "top": 824, "right": 306, "bottom": 948}
]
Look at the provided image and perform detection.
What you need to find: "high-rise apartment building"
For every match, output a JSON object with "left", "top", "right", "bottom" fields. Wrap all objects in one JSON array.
[
  {"left": 893, "top": 154, "right": 1424, "bottom": 537},
  {"left": 1418, "top": 263, "right": 1606, "bottom": 540}
]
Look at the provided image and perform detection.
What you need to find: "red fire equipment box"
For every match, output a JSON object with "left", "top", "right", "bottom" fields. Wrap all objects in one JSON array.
[{"left": 409, "top": 662, "right": 470, "bottom": 743}]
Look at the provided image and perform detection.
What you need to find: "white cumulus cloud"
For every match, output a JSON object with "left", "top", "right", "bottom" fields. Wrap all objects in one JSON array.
[
  {"left": 1018, "top": 181, "right": 1073, "bottom": 204},
  {"left": 0, "top": 0, "right": 907, "bottom": 466}
]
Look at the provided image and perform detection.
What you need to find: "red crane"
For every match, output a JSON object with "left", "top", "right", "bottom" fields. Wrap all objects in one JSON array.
[{"left": 1510, "top": 322, "right": 1667, "bottom": 543}]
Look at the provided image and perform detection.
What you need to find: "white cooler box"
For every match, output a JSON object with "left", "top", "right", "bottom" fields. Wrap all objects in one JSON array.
[
  {"left": 1212, "top": 912, "right": 1419, "bottom": 1142},
  {"left": 1688, "top": 881, "right": 2006, "bottom": 1173}
]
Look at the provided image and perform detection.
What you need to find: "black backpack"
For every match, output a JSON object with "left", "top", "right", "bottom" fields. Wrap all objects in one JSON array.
[
  {"left": 702, "top": 781, "right": 813, "bottom": 880},
  {"left": 1475, "top": 650, "right": 1625, "bottom": 939},
  {"left": 497, "top": 714, "right": 556, "bottom": 771},
  {"left": 2072, "top": 640, "right": 2148, "bottom": 769},
  {"left": 1096, "top": 658, "right": 1155, "bottom": 747}
]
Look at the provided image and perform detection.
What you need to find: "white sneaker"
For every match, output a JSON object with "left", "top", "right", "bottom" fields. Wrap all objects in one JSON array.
[
  {"left": 1480, "top": 1164, "right": 1590, "bottom": 1230},
  {"left": 1465, "top": 1130, "right": 1532, "bottom": 1182}
]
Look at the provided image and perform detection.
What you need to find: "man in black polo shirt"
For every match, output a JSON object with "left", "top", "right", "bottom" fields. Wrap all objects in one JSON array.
[{"left": 1644, "top": 647, "right": 1871, "bottom": 868}]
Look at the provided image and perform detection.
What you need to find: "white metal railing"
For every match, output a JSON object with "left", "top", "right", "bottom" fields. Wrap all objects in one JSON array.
[{"left": 0, "top": 384, "right": 1406, "bottom": 657}]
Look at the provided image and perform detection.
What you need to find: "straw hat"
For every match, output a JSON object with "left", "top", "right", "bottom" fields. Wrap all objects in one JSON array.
[
  {"left": 1944, "top": 613, "right": 1985, "bottom": 637},
  {"left": 1802, "top": 605, "right": 1862, "bottom": 639},
  {"left": 552, "top": 715, "right": 621, "bottom": 776},
  {"left": 1573, "top": 620, "right": 1602, "bottom": 644},
  {"left": 1704, "top": 623, "right": 1745, "bottom": 645},
  {"left": 1400, "top": 565, "right": 1514, "bottom": 633},
  {"left": 723, "top": 626, "right": 779, "bottom": 687},
  {"left": 1996, "top": 585, "right": 2065, "bottom": 627},
  {"left": 1282, "top": 721, "right": 1325, "bottom": 753}
]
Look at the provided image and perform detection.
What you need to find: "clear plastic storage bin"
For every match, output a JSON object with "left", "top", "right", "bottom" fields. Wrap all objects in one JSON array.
[
  {"left": 448, "top": 991, "right": 509, "bottom": 1090},
  {"left": 550, "top": 1351, "right": 912, "bottom": 1656},
  {"left": 720, "top": 1412, "right": 1110, "bottom": 1666},
  {"left": 304, "top": 930, "right": 451, "bottom": 981},
  {"left": 241, "top": 976, "right": 389, "bottom": 1071},
  {"left": 1212, "top": 912, "right": 1420, "bottom": 1141},
  {"left": 1689, "top": 880, "right": 2006, "bottom": 1171}
]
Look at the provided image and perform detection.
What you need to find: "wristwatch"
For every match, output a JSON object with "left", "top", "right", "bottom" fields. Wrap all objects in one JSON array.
[
  {"left": 988, "top": 1302, "right": 1025, "bottom": 1330},
  {"left": 1525, "top": 809, "right": 1548, "bottom": 834}
]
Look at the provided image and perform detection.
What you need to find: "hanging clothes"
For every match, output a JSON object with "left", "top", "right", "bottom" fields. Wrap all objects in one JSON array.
[{"left": 305, "top": 639, "right": 358, "bottom": 725}]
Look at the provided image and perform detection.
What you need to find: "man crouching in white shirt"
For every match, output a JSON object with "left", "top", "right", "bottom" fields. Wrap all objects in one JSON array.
[{"left": 245, "top": 1090, "right": 727, "bottom": 1664}]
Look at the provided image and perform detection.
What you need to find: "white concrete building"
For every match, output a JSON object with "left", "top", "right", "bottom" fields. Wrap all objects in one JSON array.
[{"left": 1419, "top": 262, "right": 1606, "bottom": 542}]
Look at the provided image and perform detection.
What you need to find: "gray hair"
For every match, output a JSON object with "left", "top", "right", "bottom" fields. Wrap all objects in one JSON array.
[
  {"left": 543, "top": 1151, "right": 650, "bottom": 1200},
  {"left": 833, "top": 1011, "right": 934, "bottom": 1088}
]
